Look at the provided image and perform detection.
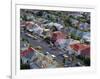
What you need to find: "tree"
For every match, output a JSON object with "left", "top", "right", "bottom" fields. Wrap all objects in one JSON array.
[
  {"left": 83, "top": 58, "right": 90, "bottom": 66},
  {"left": 21, "top": 64, "right": 30, "bottom": 69}
]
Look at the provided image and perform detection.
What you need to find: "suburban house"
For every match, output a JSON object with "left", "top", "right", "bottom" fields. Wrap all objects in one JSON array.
[
  {"left": 51, "top": 31, "right": 68, "bottom": 48},
  {"left": 70, "top": 18, "right": 79, "bottom": 27},
  {"left": 70, "top": 43, "right": 90, "bottom": 57},
  {"left": 51, "top": 31, "right": 66, "bottom": 42},
  {"left": 25, "top": 21, "right": 43, "bottom": 35},
  {"left": 26, "top": 21, "right": 35, "bottom": 32},
  {"left": 21, "top": 47, "right": 37, "bottom": 64},
  {"left": 32, "top": 23, "right": 43, "bottom": 36},
  {"left": 82, "top": 32, "right": 90, "bottom": 43},
  {"left": 68, "top": 12, "right": 83, "bottom": 18},
  {"left": 46, "top": 22, "right": 63, "bottom": 31},
  {"left": 79, "top": 22, "right": 90, "bottom": 30}
]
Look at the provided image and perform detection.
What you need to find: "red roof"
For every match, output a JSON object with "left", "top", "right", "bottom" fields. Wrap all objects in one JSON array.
[
  {"left": 81, "top": 47, "right": 90, "bottom": 56},
  {"left": 70, "top": 43, "right": 90, "bottom": 56},
  {"left": 21, "top": 47, "right": 34, "bottom": 57},
  {"left": 52, "top": 31, "right": 65, "bottom": 41},
  {"left": 70, "top": 43, "right": 89, "bottom": 51}
]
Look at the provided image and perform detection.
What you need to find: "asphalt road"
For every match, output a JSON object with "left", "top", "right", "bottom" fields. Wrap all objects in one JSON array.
[
  {"left": 21, "top": 31, "right": 85, "bottom": 67},
  {"left": 21, "top": 31, "right": 65, "bottom": 63}
]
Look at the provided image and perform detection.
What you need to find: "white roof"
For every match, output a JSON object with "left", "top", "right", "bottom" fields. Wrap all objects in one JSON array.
[
  {"left": 47, "top": 22, "right": 63, "bottom": 30},
  {"left": 82, "top": 32, "right": 90, "bottom": 41}
]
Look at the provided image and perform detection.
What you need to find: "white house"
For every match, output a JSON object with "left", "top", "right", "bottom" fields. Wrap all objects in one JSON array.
[
  {"left": 82, "top": 32, "right": 90, "bottom": 43},
  {"left": 46, "top": 22, "right": 63, "bottom": 31}
]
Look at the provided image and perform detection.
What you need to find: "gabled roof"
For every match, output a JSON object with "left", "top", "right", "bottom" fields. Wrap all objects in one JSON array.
[
  {"left": 21, "top": 47, "right": 35, "bottom": 57},
  {"left": 52, "top": 31, "right": 66, "bottom": 41},
  {"left": 70, "top": 43, "right": 90, "bottom": 52},
  {"left": 70, "top": 43, "right": 90, "bottom": 57}
]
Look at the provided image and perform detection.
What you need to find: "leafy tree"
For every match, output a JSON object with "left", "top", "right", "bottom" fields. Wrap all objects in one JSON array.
[
  {"left": 83, "top": 58, "right": 90, "bottom": 66},
  {"left": 21, "top": 64, "right": 30, "bottom": 69}
]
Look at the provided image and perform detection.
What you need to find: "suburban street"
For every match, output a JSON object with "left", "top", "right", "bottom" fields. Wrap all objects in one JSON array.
[{"left": 20, "top": 9, "right": 90, "bottom": 69}]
